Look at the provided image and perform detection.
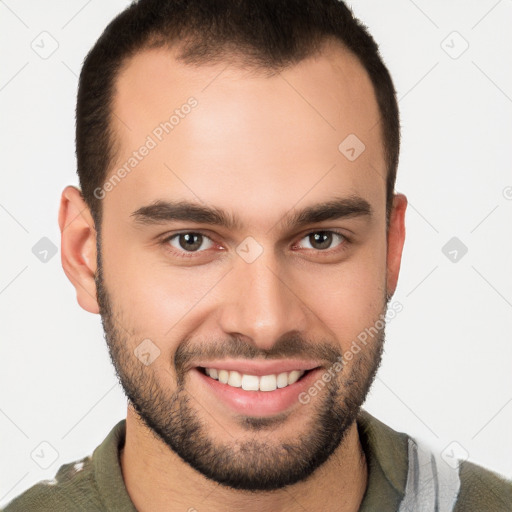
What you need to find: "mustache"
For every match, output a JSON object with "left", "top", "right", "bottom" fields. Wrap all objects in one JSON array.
[{"left": 174, "top": 332, "right": 342, "bottom": 375}]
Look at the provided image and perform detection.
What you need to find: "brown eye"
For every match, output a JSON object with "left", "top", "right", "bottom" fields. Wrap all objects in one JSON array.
[
  {"left": 297, "top": 231, "right": 346, "bottom": 251},
  {"left": 167, "top": 232, "right": 214, "bottom": 253}
]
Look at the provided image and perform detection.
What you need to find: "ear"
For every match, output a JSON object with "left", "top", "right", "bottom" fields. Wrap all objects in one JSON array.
[
  {"left": 58, "top": 185, "right": 99, "bottom": 314},
  {"left": 386, "top": 193, "right": 407, "bottom": 297}
]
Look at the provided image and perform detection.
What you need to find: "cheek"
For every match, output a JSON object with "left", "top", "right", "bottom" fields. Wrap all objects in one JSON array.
[
  {"left": 101, "top": 234, "right": 228, "bottom": 338},
  {"left": 293, "top": 242, "right": 387, "bottom": 349}
]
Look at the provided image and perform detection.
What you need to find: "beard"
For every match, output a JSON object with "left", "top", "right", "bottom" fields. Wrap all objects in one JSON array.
[{"left": 95, "top": 248, "right": 386, "bottom": 492}]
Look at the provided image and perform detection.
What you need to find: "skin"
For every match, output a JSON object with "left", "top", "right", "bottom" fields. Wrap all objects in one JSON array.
[{"left": 58, "top": 38, "right": 407, "bottom": 512}]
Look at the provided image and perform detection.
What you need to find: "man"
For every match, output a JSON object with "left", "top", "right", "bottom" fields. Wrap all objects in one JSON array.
[{"left": 4, "top": 0, "right": 511, "bottom": 510}]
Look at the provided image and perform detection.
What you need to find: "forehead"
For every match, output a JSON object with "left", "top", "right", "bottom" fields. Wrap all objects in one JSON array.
[{"left": 105, "top": 41, "right": 385, "bottom": 229}]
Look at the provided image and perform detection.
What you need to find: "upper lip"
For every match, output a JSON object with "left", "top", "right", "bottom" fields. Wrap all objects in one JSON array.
[{"left": 194, "top": 359, "right": 322, "bottom": 376}]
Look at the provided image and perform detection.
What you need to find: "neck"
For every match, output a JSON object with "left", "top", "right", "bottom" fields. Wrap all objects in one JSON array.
[{"left": 120, "top": 405, "right": 368, "bottom": 512}]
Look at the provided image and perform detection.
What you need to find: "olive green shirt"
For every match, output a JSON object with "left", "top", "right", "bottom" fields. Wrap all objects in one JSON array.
[{"left": 3, "top": 410, "right": 511, "bottom": 511}]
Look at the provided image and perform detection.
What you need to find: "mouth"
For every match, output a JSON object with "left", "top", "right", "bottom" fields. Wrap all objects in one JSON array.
[
  {"left": 191, "top": 362, "right": 324, "bottom": 417},
  {"left": 198, "top": 366, "right": 310, "bottom": 391}
]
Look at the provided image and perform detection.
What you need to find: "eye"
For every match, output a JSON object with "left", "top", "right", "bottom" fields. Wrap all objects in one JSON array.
[
  {"left": 161, "top": 229, "right": 349, "bottom": 260},
  {"left": 165, "top": 232, "right": 215, "bottom": 254},
  {"left": 295, "top": 230, "right": 347, "bottom": 251}
]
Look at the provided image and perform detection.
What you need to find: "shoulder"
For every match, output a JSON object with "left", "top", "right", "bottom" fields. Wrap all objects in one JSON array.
[
  {"left": 2, "top": 420, "right": 129, "bottom": 512},
  {"left": 454, "top": 459, "right": 512, "bottom": 511},
  {"left": 2, "top": 456, "right": 104, "bottom": 512},
  {"left": 357, "top": 409, "right": 512, "bottom": 511}
]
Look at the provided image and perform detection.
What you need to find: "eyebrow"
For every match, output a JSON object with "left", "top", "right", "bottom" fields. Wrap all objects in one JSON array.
[{"left": 130, "top": 195, "right": 372, "bottom": 232}]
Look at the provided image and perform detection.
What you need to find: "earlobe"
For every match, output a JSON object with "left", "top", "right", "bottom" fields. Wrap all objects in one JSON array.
[
  {"left": 386, "top": 193, "right": 407, "bottom": 298},
  {"left": 58, "top": 185, "right": 100, "bottom": 314}
]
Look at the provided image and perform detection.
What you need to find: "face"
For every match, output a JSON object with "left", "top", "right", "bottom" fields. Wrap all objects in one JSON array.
[{"left": 94, "top": 40, "right": 401, "bottom": 491}]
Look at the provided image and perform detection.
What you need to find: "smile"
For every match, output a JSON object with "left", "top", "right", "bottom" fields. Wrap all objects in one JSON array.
[{"left": 201, "top": 367, "right": 307, "bottom": 391}]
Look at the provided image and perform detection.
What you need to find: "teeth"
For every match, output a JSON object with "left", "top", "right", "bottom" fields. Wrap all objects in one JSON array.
[
  {"left": 227, "top": 370, "right": 242, "bottom": 387},
  {"left": 218, "top": 369, "right": 229, "bottom": 384},
  {"left": 204, "top": 368, "right": 306, "bottom": 391},
  {"left": 288, "top": 370, "right": 302, "bottom": 385},
  {"left": 259, "top": 374, "right": 277, "bottom": 392},
  {"left": 276, "top": 372, "right": 289, "bottom": 388},
  {"left": 241, "top": 374, "right": 259, "bottom": 391}
]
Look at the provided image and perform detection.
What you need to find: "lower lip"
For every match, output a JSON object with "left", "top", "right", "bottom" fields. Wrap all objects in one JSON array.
[{"left": 192, "top": 367, "right": 323, "bottom": 417}]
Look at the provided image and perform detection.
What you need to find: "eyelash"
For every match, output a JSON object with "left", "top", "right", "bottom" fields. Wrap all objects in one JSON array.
[{"left": 160, "top": 230, "right": 351, "bottom": 259}]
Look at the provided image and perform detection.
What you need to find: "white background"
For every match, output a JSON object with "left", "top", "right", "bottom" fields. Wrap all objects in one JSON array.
[{"left": 1, "top": 0, "right": 511, "bottom": 506}]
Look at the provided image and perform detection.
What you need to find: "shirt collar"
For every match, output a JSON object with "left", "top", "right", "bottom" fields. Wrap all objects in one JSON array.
[
  {"left": 93, "top": 409, "right": 409, "bottom": 511},
  {"left": 357, "top": 408, "right": 409, "bottom": 510}
]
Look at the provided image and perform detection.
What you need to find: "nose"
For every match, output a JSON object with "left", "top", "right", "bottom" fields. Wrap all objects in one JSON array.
[{"left": 217, "top": 248, "right": 309, "bottom": 351}]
